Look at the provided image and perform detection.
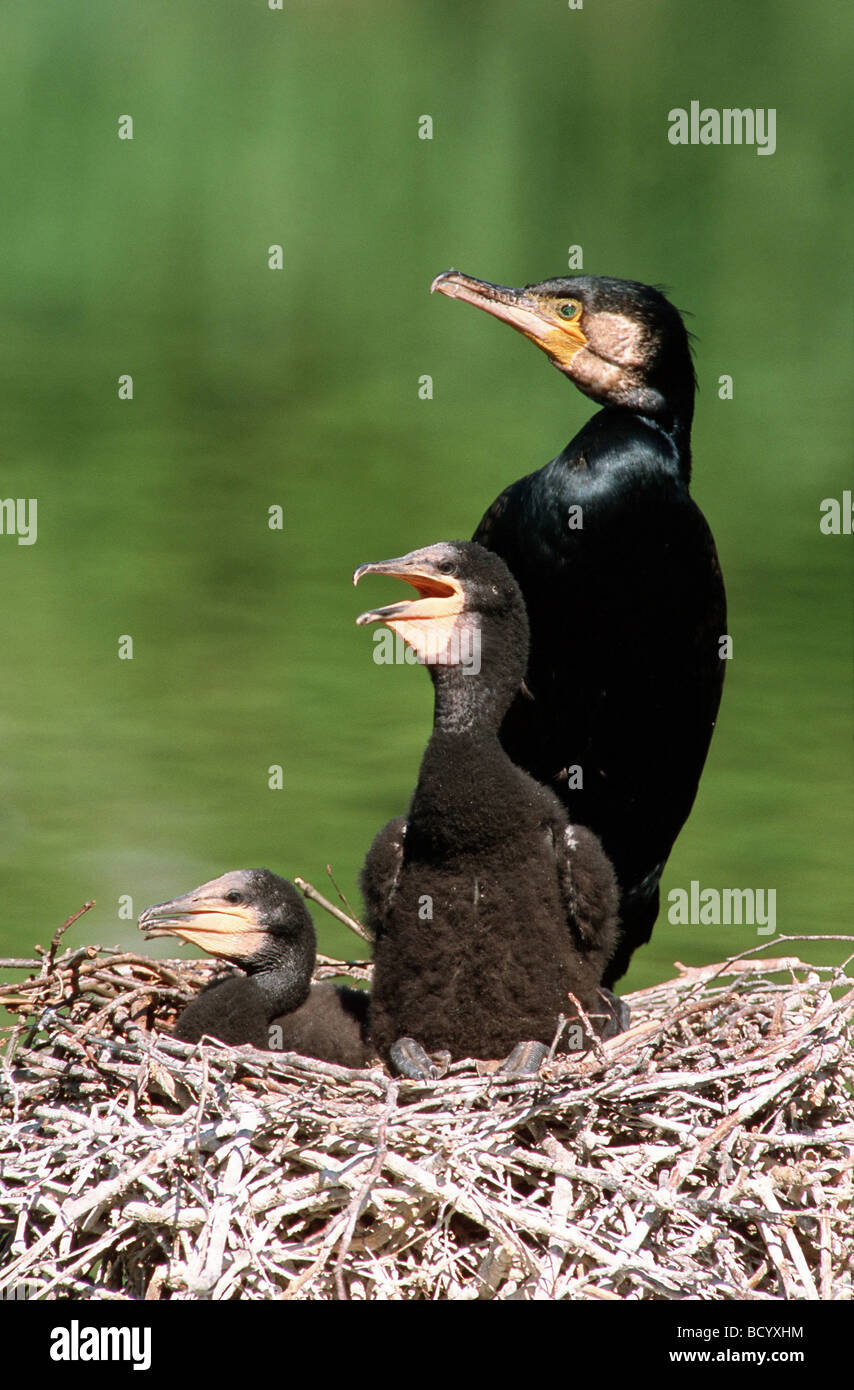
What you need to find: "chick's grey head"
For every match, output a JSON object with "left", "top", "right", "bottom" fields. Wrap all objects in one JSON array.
[
  {"left": 138, "top": 868, "right": 316, "bottom": 972},
  {"left": 354, "top": 540, "right": 528, "bottom": 676}
]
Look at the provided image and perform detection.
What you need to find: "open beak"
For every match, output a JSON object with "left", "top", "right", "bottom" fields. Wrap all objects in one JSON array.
[
  {"left": 138, "top": 876, "right": 266, "bottom": 961},
  {"left": 431, "top": 269, "right": 587, "bottom": 363},
  {"left": 353, "top": 555, "right": 465, "bottom": 628}
]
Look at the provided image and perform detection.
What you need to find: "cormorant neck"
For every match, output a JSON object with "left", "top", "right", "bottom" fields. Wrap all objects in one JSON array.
[
  {"left": 657, "top": 377, "right": 694, "bottom": 452},
  {"left": 429, "top": 618, "right": 526, "bottom": 737},
  {"left": 567, "top": 397, "right": 693, "bottom": 484},
  {"left": 243, "top": 931, "right": 314, "bottom": 1015},
  {"left": 566, "top": 348, "right": 695, "bottom": 463},
  {"left": 637, "top": 400, "right": 693, "bottom": 474}
]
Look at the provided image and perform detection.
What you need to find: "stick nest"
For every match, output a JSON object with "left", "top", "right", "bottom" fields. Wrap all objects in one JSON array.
[{"left": 1, "top": 933, "right": 852, "bottom": 1301}]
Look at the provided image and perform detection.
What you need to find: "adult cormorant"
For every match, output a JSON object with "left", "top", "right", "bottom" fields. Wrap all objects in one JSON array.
[
  {"left": 139, "top": 869, "right": 372, "bottom": 1067},
  {"left": 355, "top": 541, "right": 622, "bottom": 1078},
  {"left": 431, "top": 271, "right": 726, "bottom": 985}
]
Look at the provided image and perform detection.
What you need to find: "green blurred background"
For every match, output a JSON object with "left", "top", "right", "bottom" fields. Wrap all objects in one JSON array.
[{"left": 0, "top": 0, "right": 850, "bottom": 994}]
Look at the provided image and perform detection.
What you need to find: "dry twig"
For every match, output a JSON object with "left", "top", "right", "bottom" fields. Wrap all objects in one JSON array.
[{"left": 1, "top": 936, "right": 851, "bottom": 1301}]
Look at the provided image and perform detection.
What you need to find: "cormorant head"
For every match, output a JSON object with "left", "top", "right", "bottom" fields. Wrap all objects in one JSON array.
[
  {"left": 138, "top": 869, "right": 316, "bottom": 974},
  {"left": 354, "top": 540, "right": 528, "bottom": 686},
  {"left": 431, "top": 270, "right": 694, "bottom": 421}
]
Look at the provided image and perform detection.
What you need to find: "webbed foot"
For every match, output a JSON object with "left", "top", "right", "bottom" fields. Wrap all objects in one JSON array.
[
  {"left": 389, "top": 1036, "right": 438, "bottom": 1081},
  {"left": 497, "top": 1040, "right": 549, "bottom": 1077},
  {"left": 598, "top": 989, "right": 631, "bottom": 1039}
]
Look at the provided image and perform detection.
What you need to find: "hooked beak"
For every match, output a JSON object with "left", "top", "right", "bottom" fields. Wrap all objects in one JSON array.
[
  {"left": 431, "top": 269, "right": 587, "bottom": 366},
  {"left": 353, "top": 555, "right": 465, "bottom": 627},
  {"left": 138, "top": 875, "right": 266, "bottom": 961}
]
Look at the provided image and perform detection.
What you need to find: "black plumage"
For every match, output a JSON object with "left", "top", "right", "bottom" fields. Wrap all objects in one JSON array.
[
  {"left": 138, "top": 869, "right": 372, "bottom": 1068},
  {"left": 432, "top": 271, "right": 727, "bottom": 985},
  {"left": 354, "top": 541, "right": 621, "bottom": 1073}
]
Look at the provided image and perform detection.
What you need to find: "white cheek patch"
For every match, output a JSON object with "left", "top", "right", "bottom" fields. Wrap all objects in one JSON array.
[
  {"left": 572, "top": 350, "right": 629, "bottom": 401},
  {"left": 591, "top": 311, "right": 651, "bottom": 369}
]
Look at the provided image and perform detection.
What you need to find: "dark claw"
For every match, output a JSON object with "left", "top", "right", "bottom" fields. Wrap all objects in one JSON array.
[
  {"left": 389, "top": 1036, "right": 438, "bottom": 1081},
  {"left": 498, "top": 1040, "right": 549, "bottom": 1077},
  {"left": 598, "top": 989, "right": 631, "bottom": 1039}
]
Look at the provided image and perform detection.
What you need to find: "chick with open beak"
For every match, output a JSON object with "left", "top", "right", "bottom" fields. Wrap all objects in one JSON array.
[
  {"left": 354, "top": 543, "right": 470, "bottom": 669},
  {"left": 355, "top": 540, "right": 622, "bottom": 1080}
]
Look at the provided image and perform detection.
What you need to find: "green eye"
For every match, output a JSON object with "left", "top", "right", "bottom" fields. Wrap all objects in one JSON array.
[{"left": 559, "top": 301, "right": 581, "bottom": 321}]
